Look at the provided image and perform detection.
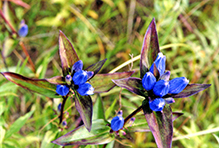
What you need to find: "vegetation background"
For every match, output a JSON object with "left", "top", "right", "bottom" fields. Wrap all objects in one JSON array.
[{"left": 0, "top": 0, "right": 219, "bottom": 147}]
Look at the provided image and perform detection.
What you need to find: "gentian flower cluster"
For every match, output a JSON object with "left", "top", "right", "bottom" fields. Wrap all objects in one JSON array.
[
  {"left": 18, "top": 20, "right": 28, "bottom": 37},
  {"left": 111, "top": 110, "right": 124, "bottom": 131},
  {"left": 56, "top": 60, "right": 94, "bottom": 96},
  {"left": 142, "top": 52, "right": 189, "bottom": 111}
]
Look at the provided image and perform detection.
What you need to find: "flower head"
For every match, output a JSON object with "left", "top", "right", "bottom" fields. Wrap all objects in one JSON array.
[
  {"left": 18, "top": 20, "right": 28, "bottom": 37},
  {"left": 111, "top": 110, "right": 124, "bottom": 131}
]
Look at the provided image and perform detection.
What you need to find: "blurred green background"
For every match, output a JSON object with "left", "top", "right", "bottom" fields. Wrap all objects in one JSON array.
[{"left": 0, "top": 0, "right": 219, "bottom": 147}]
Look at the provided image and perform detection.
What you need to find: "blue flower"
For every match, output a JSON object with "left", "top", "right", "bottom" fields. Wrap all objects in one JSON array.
[
  {"left": 168, "top": 77, "right": 189, "bottom": 94},
  {"left": 150, "top": 52, "right": 166, "bottom": 76},
  {"left": 153, "top": 80, "right": 169, "bottom": 97},
  {"left": 18, "top": 20, "right": 28, "bottom": 37},
  {"left": 111, "top": 111, "right": 124, "bottom": 131},
  {"left": 57, "top": 103, "right": 62, "bottom": 111},
  {"left": 56, "top": 60, "right": 94, "bottom": 96},
  {"left": 142, "top": 72, "right": 156, "bottom": 91},
  {"left": 77, "top": 83, "right": 94, "bottom": 96},
  {"left": 141, "top": 52, "right": 189, "bottom": 111},
  {"left": 56, "top": 85, "right": 69, "bottom": 96},
  {"left": 149, "top": 98, "right": 165, "bottom": 111}
]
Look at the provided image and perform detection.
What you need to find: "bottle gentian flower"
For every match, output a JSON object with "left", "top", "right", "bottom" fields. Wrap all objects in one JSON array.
[
  {"left": 111, "top": 110, "right": 124, "bottom": 131},
  {"left": 18, "top": 20, "right": 28, "bottom": 37}
]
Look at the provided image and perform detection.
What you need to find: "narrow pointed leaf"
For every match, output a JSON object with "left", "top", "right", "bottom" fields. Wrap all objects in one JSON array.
[
  {"left": 140, "top": 18, "right": 160, "bottom": 78},
  {"left": 143, "top": 99, "right": 173, "bottom": 148},
  {"left": 172, "top": 112, "right": 183, "bottom": 121},
  {"left": 89, "top": 71, "right": 134, "bottom": 93},
  {"left": 85, "top": 59, "right": 107, "bottom": 79},
  {"left": 75, "top": 92, "right": 93, "bottom": 131},
  {"left": 46, "top": 76, "right": 66, "bottom": 85},
  {"left": 112, "top": 77, "right": 147, "bottom": 97},
  {"left": 59, "top": 31, "right": 79, "bottom": 76},
  {"left": 93, "top": 96, "right": 105, "bottom": 120},
  {"left": 1, "top": 72, "right": 60, "bottom": 98},
  {"left": 52, "top": 119, "right": 114, "bottom": 146},
  {"left": 170, "top": 84, "right": 211, "bottom": 98}
]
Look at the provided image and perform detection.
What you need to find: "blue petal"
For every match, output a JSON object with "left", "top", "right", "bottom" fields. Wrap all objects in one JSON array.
[
  {"left": 77, "top": 83, "right": 94, "bottom": 96},
  {"left": 149, "top": 98, "right": 165, "bottom": 111},
  {"left": 86, "top": 71, "right": 94, "bottom": 80},
  {"left": 111, "top": 116, "right": 124, "bottom": 131},
  {"left": 62, "top": 121, "right": 67, "bottom": 126},
  {"left": 18, "top": 24, "right": 28, "bottom": 37},
  {"left": 56, "top": 85, "right": 69, "bottom": 96},
  {"left": 73, "top": 70, "right": 88, "bottom": 85},
  {"left": 72, "top": 60, "right": 83, "bottom": 72},
  {"left": 160, "top": 71, "right": 171, "bottom": 81},
  {"left": 150, "top": 52, "right": 166, "bottom": 76},
  {"left": 165, "top": 97, "right": 175, "bottom": 104},
  {"left": 142, "top": 72, "right": 156, "bottom": 90},
  {"left": 153, "top": 80, "right": 169, "bottom": 97},
  {"left": 57, "top": 103, "right": 62, "bottom": 111},
  {"left": 168, "top": 77, "right": 189, "bottom": 94}
]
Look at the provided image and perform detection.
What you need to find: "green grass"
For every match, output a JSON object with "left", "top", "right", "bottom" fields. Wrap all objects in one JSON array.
[{"left": 0, "top": 0, "right": 219, "bottom": 147}]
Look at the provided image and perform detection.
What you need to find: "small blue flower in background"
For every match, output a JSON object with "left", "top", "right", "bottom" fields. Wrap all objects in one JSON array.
[
  {"left": 56, "top": 60, "right": 94, "bottom": 96},
  {"left": 57, "top": 103, "right": 62, "bottom": 111},
  {"left": 111, "top": 110, "right": 124, "bottom": 131},
  {"left": 142, "top": 52, "right": 189, "bottom": 111},
  {"left": 18, "top": 20, "right": 28, "bottom": 37}
]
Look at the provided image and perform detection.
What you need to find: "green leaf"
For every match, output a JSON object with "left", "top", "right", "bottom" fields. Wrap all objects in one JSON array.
[
  {"left": 93, "top": 96, "right": 105, "bottom": 120},
  {"left": 90, "top": 71, "right": 134, "bottom": 93},
  {"left": 140, "top": 18, "right": 160, "bottom": 78},
  {"left": 5, "top": 110, "right": 34, "bottom": 139},
  {"left": 41, "top": 131, "right": 60, "bottom": 148},
  {"left": 1, "top": 72, "right": 60, "bottom": 98},
  {"left": 75, "top": 92, "right": 93, "bottom": 132},
  {"left": 52, "top": 119, "right": 114, "bottom": 146},
  {"left": 112, "top": 77, "right": 147, "bottom": 97},
  {"left": 143, "top": 100, "right": 173, "bottom": 148},
  {"left": 0, "top": 126, "right": 6, "bottom": 144},
  {"left": 46, "top": 76, "right": 66, "bottom": 85},
  {"left": 85, "top": 59, "right": 107, "bottom": 79},
  {"left": 59, "top": 31, "right": 80, "bottom": 76}
]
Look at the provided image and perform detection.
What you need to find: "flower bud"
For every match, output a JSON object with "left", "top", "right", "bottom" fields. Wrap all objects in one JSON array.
[
  {"left": 18, "top": 20, "right": 28, "bottom": 37},
  {"left": 142, "top": 72, "right": 156, "bottom": 91},
  {"left": 150, "top": 52, "right": 166, "bottom": 76},
  {"left": 57, "top": 103, "right": 62, "bottom": 111},
  {"left": 56, "top": 85, "right": 69, "bottom": 96},
  {"left": 160, "top": 71, "right": 171, "bottom": 81},
  {"left": 65, "top": 75, "right": 72, "bottom": 85},
  {"left": 73, "top": 70, "right": 88, "bottom": 85},
  {"left": 168, "top": 77, "right": 189, "bottom": 94},
  {"left": 77, "top": 83, "right": 94, "bottom": 96},
  {"left": 153, "top": 80, "right": 169, "bottom": 97},
  {"left": 72, "top": 60, "right": 83, "bottom": 73},
  {"left": 165, "top": 97, "right": 175, "bottom": 104},
  {"left": 149, "top": 98, "right": 165, "bottom": 111},
  {"left": 86, "top": 71, "right": 94, "bottom": 80},
  {"left": 62, "top": 120, "right": 67, "bottom": 126},
  {"left": 111, "top": 115, "right": 124, "bottom": 131}
]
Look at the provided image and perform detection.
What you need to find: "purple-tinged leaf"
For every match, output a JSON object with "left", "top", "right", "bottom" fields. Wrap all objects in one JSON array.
[
  {"left": 46, "top": 76, "right": 66, "bottom": 85},
  {"left": 143, "top": 99, "right": 173, "bottom": 148},
  {"left": 89, "top": 71, "right": 134, "bottom": 93},
  {"left": 85, "top": 59, "right": 107, "bottom": 79},
  {"left": 172, "top": 112, "right": 183, "bottom": 121},
  {"left": 170, "top": 84, "right": 211, "bottom": 98},
  {"left": 59, "top": 31, "right": 79, "bottom": 76},
  {"left": 112, "top": 77, "right": 147, "bottom": 97},
  {"left": 74, "top": 92, "right": 93, "bottom": 132},
  {"left": 52, "top": 119, "right": 114, "bottom": 146},
  {"left": 140, "top": 18, "right": 160, "bottom": 78},
  {"left": 1, "top": 72, "right": 60, "bottom": 98}
]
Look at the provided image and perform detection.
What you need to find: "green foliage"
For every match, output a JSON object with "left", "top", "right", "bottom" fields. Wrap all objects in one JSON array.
[{"left": 0, "top": 0, "right": 218, "bottom": 147}]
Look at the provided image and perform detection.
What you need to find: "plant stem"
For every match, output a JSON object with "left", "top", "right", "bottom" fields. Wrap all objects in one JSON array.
[
  {"left": 124, "top": 105, "right": 142, "bottom": 125},
  {"left": 59, "top": 96, "right": 68, "bottom": 124}
]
